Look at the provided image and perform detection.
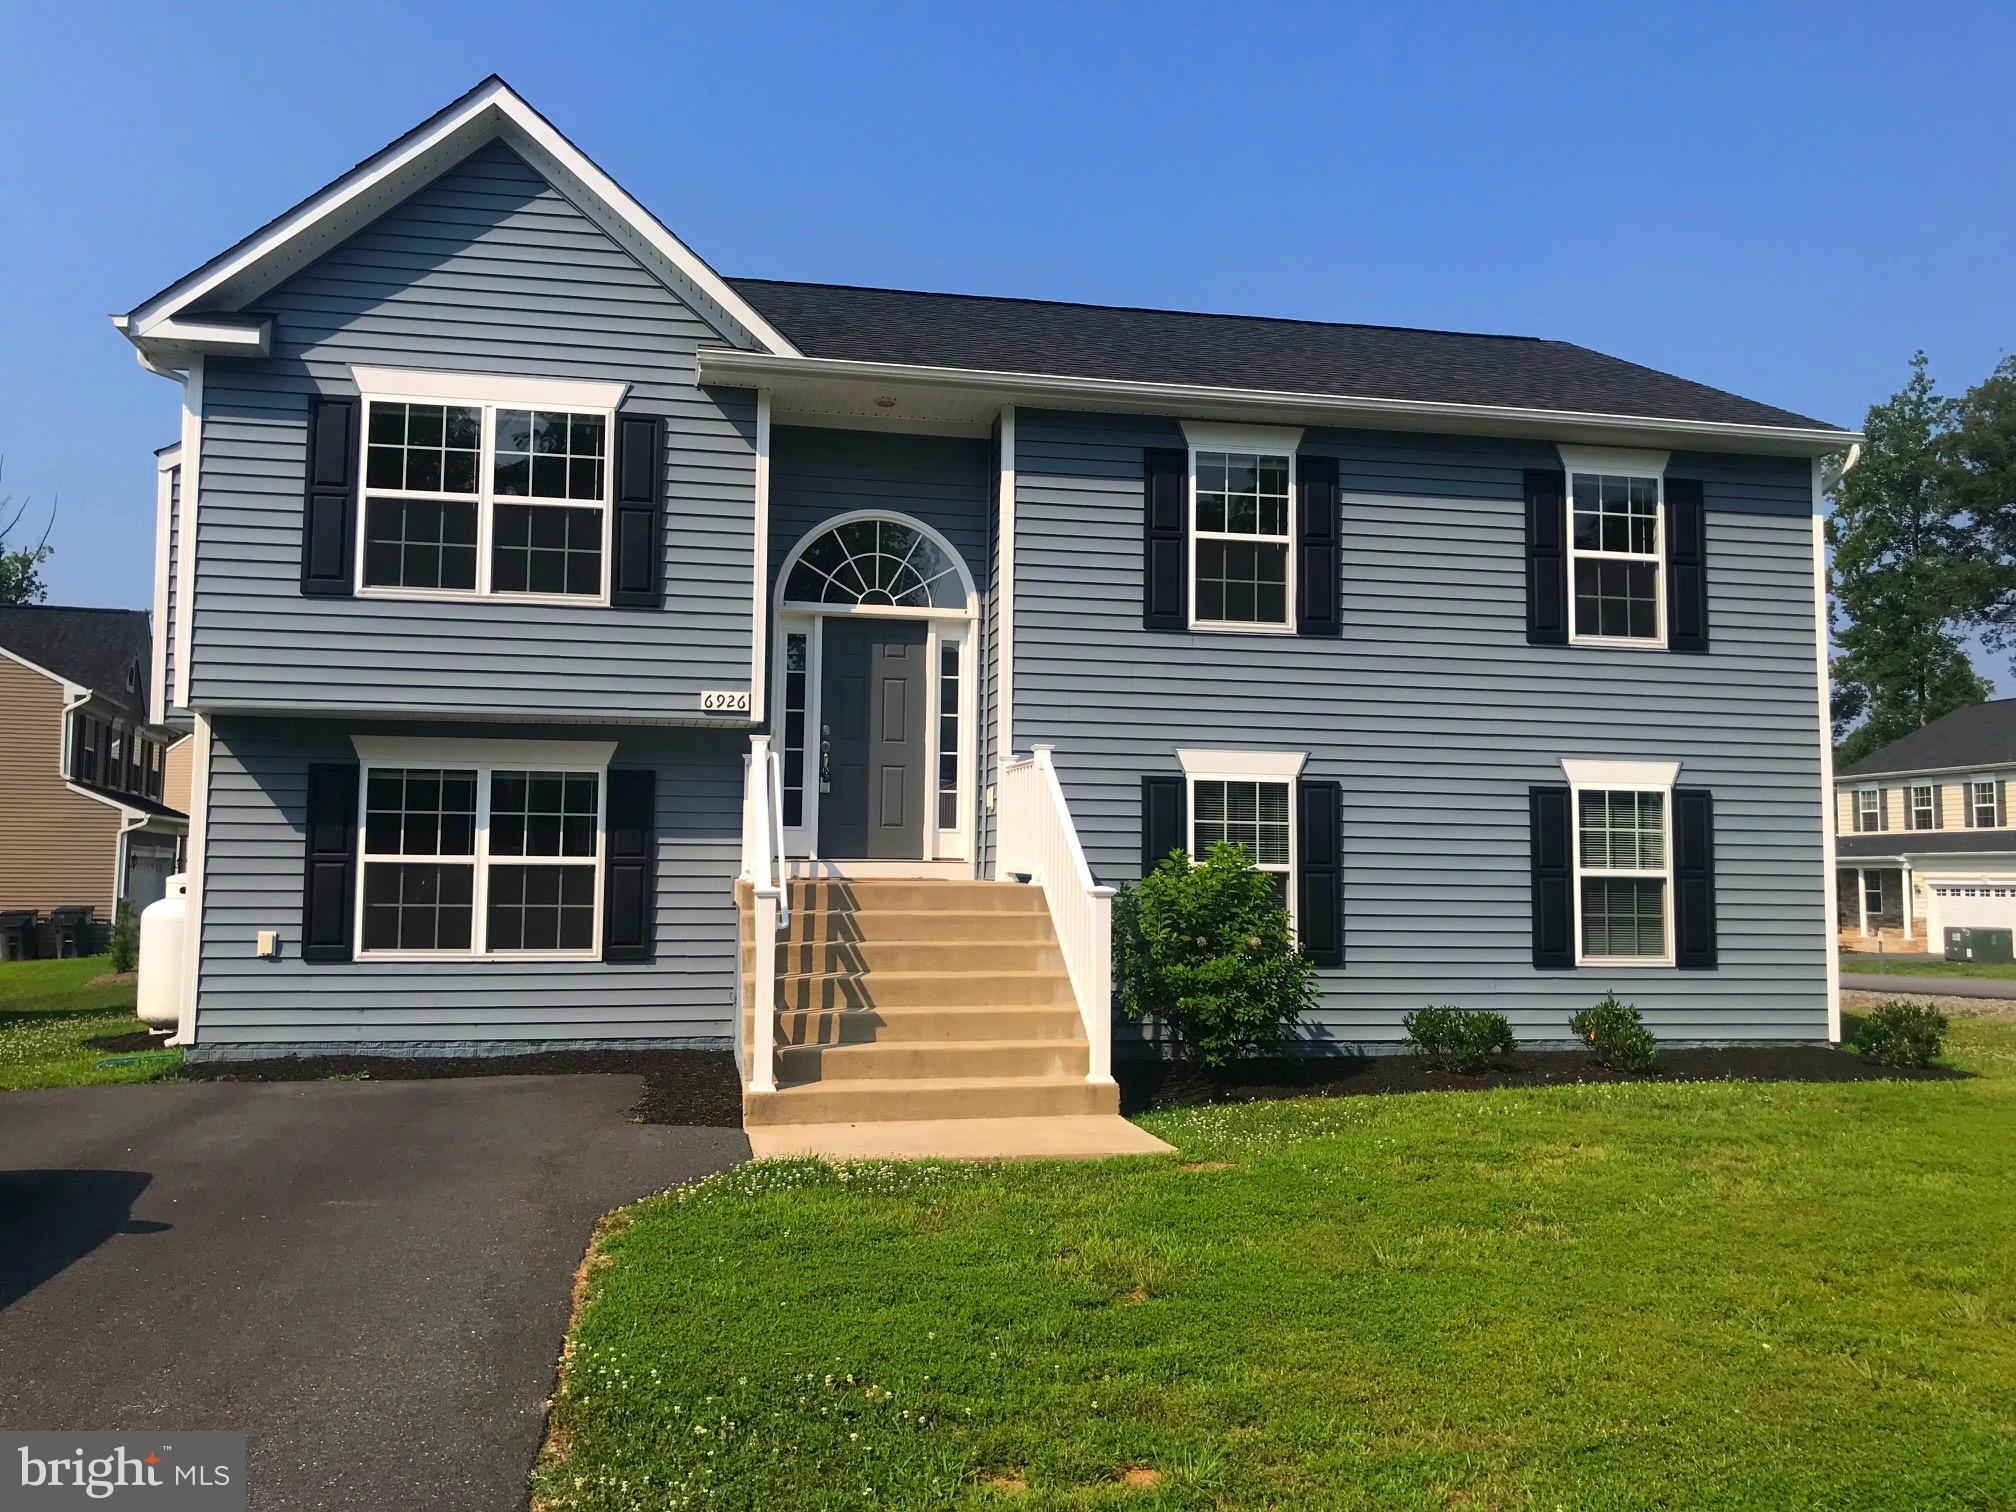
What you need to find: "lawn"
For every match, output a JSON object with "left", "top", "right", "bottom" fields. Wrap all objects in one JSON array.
[
  {"left": 1841, "top": 955, "right": 2016, "bottom": 980},
  {"left": 539, "top": 1014, "right": 2016, "bottom": 1511},
  {"left": 0, "top": 954, "right": 180, "bottom": 1090}
]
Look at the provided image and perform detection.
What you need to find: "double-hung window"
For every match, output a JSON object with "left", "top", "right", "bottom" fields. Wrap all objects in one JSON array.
[
  {"left": 1970, "top": 778, "right": 2002, "bottom": 829},
  {"left": 1189, "top": 445, "right": 1296, "bottom": 630},
  {"left": 354, "top": 370, "right": 624, "bottom": 604},
  {"left": 1569, "top": 471, "right": 1664, "bottom": 645},
  {"left": 1178, "top": 749, "right": 1307, "bottom": 928},
  {"left": 355, "top": 741, "right": 609, "bottom": 959},
  {"left": 1855, "top": 787, "right": 1883, "bottom": 833},
  {"left": 1565, "top": 761, "right": 1678, "bottom": 966},
  {"left": 1909, "top": 783, "right": 1935, "bottom": 830}
]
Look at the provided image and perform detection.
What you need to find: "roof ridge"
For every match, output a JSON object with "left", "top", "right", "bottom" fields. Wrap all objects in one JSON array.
[
  {"left": 727, "top": 276, "right": 1549, "bottom": 345},
  {"left": 0, "top": 604, "right": 148, "bottom": 615}
]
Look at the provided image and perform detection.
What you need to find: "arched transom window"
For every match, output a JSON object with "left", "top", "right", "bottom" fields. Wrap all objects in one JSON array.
[{"left": 782, "top": 517, "right": 965, "bottom": 609}]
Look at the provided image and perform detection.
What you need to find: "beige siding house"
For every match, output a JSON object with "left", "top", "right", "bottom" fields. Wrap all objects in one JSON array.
[{"left": 0, "top": 606, "right": 189, "bottom": 957}]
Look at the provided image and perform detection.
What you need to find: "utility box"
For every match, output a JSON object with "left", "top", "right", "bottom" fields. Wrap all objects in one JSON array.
[{"left": 1946, "top": 926, "right": 2014, "bottom": 963}]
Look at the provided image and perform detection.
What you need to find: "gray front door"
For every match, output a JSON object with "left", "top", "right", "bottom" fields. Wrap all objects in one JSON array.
[{"left": 819, "top": 617, "right": 927, "bottom": 858}]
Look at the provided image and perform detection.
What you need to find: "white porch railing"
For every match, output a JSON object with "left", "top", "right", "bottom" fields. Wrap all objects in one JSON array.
[
  {"left": 997, "top": 745, "right": 1115, "bottom": 1085},
  {"left": 739, "top": 733, "right": 789, "bottom": 1094}
]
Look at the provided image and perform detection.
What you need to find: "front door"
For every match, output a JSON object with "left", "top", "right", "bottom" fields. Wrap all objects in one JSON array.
[{"left": 818, "top": 617, "right": 927, "bottom": 857}]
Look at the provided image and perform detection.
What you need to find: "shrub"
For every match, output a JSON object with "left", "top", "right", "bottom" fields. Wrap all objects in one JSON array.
[
  {"left": 1114, "top": 842, "right": 1318, "bottom": 1066},
  {"left": 1855, "top": 999, "right": 1948, "bottom": 1068},
  {"left": 1402, "top": 1005, "right": 1517, "bottom": 1073},
  {"left": 1569, "top": 991, "right": 1660, "bottom": 1073},
  {"left": 109, "top": 901, "right": 138, "bottom": 974}
]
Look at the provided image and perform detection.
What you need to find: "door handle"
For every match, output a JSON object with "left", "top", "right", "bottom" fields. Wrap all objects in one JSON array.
[{"left": 819, "top": 724, "right": 832, "bottom": 793}]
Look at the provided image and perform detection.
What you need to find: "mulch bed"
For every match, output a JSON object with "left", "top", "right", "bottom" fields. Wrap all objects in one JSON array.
[
  {"left": 1118, "top": 1044, "right": 1967, "bottom": 1114},
  {"left": 171, "top": 1048, "right": 744, "bottom": 1127},
  {"left": 84, "top": 1030, "right": 172, "bottom": 1053}
]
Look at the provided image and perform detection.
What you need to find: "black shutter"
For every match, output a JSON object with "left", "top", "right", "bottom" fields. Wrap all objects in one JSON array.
[
  {"left": 1525, "top": 469, "right": 1568, "bottom": 645},
  {"left": 300, "top": 396, "right": 359, "bottom": 596},
  {"left": 1999, "top": 781, "right": 2009, "bottom": 829},
  {"left": 1295, "top": 454, "right": 1341, "bottom": 637},
  {"left": 610, "top": 413, "right": 665, "bottom": 609},
  {"left": 1297, "top": 778, "right": 1344, "bottom": 966},
  {"left": 1934, "top": 786, "right": 1944, "bottom": 827},
  {"left": 1673, "top": 787, "right": 1718, "bottom": 968},
  {"left": 1142, "top": 448, "right": 1188, "bottom": 630},
  {"left": 300, "top": 762, "right": 359, "bottom": 962},
  {"left": 602, "top": 768, "right": 656, "bottom": 962},
  {"left": 1666, "top": 477, "right": 1709, "bottom": 653},
  {"left": 1877, "top": 789, "right": 1888, "bottom": 832},
  {"left": 1530, "top": 784, "right": 1574, "bottom": 968},
  {"left": 1141, "top": 774, "right": 1185, "bottom": 875}
]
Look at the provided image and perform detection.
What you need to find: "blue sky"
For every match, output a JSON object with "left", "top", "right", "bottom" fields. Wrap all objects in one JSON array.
[{"left": 2, "top": 1, "right": 2011, "bottom": 669}]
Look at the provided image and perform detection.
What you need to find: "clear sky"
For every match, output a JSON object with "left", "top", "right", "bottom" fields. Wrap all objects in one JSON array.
[{"left": 2, "top": 0, "right": 2010, "bottom": 665}]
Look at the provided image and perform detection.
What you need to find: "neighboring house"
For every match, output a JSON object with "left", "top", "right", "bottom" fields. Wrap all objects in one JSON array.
[
  {"left": 0, "top": 605, "right": 189, "bottom": 955},
  {"left": 1835, "top": 700, "right": 2016, "bottom": 951},
  {"left": 114, "top": 78, "right": 1855, "bottom": 1127}
]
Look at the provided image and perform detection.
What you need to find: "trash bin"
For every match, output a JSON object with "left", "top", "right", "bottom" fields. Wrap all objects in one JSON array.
[
  {"left": 0, "top": 909, "right": 33, "bottom": 961},
  {"left": 46, "top": 906, "right": 93, "bottom": 959}
]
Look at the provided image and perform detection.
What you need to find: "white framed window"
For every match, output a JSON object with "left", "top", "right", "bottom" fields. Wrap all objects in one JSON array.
[
  {"left": 1177, "top": 748, "right": 1307, "bottom": 928},
  {"left": 1856, "top": 787, "right": 1883, "bottom": 833},
  {"left": 351, "top": 737, "right": 613, "bottom": 960},
  {"left": 1181, "top": 421, "right": 1303, "bottom": 633},
  {"left": 1569, "top": 472, "right": 1664, "bottom": 645},
  {"left": 1969, "top": 777, "right": 2001, "bottom": 829},
  {"left": 1563, "top": 758, "right": 1678, "bottom": 966},
  {"left": 1910, "top": 783, "right": 1936, "bottom": 831},
  {"left": 350, "top": 368, "right": 627, "bottom": 605}
]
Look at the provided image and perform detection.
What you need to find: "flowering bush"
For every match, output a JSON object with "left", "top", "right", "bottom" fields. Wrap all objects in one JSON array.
[
  {"left": 1855, "top": 999, "right": 1948, "bottom": 1068},
  {"left": 1569, "top": 992, "right": 1660, "bottom": 1073},
  {"left": 1113, "top": 842, "right": 1317, "bottom": 1066},
  {"left": 1402, "top": 1005, "right": 1517, "bottom": 1073}
]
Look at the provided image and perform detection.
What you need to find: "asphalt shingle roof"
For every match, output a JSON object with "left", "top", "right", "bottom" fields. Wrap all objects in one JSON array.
[
  {"left": 1837, "top": 830, "right": 2016, "bottom": 860},
  {"left": 0, "top": 605, "right": 150, "bottom": 715},
  {"left": 1836, "top": 701, "right": 2016, "bottom": 778},
  {"left": 727, "top": 279, "right": 1842, "bottom": 432}
]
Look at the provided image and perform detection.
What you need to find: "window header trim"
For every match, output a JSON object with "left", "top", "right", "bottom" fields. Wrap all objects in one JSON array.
[
  {"left": 1178, "top": 747, "right": 1309, "bottom": 780},
  {"left": 351, "top": 735, "right": 617, "bottom": 768},
  {"left": 1179, "top": 419, "right": 1306, "bottom": 453},
  {"left": 1560, "top": 757, "right": 1680, "bottom": 790},
  {"left": 350, "top": 364, "right": 629, "bottom": 411},
  {"left": 1556, "top": 444, "right": 1671, "bottom": 477}
]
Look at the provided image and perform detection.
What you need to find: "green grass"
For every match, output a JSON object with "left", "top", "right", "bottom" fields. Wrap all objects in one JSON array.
[
  {"left": 540, "top": 1014, "right": 2016, "bottom": 1511},
  {"left": 0, "top": 954, "right": 180, "bottom": 1090},
  {"left": 1841, "top": 955, "right": 2016, "bottom": 980}
]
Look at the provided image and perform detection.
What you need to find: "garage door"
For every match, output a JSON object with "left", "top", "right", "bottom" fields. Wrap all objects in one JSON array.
[{"left": 1929, "top": 882, "right": 2016, "bottom": 931}]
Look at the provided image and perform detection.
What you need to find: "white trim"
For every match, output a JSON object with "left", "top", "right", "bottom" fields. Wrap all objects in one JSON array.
[
  {"left": 751, "top": 391, "right": 771, "bottom": 724},
  {"left": 995, "top": 406, "right": 1016, "bottom": 818},
  {"left": 1907, "top": 781, "right": 1936, "bottom": 832},
  {"left": 351, "top": 385, "right": 615, "bottom": 606},
  {"left": 1559, "top": 757, "right": 1680, "bottom": 789},
  {"left": 774, "top": 509, "right": 979, "bottom": 618},
  {"left": 1178, "top": 747, "right": 1309, "bottom": 780},
  {"left": 350, "top": 735, "right": 616, "bottom": 766},
  {"left": 1555, "top": 444, "right": 1671, "bottom": 476},
  {"left": 149, "top": 448, "right": 179, "bottom": 724},
  {"left": 352, "top": 747, "right": 610, "bottom": 963},
  {"left": 1563, "top": 760, "right": 1679, "bottom": 968},
  {"left": 174, "top": 359, "right": 202, "bottom": 709},
  {"left": 170, "top": 713, "right": 212, "bottom": 1046},
  {"left": 349, "top": 364, "right": 628, "bottom": 411},
  {"left": 1854, "top": 785, "right": 1883, "bottom": 833},
  {"left": 120, "top": 78, "right": 800, "bottom": 359},
  {"left": 1179, "top": 419, "right": 1306, "bottom": 452},
  {"left": 695, "top": 348, "right": 1863, "bottom": 458},
  {"left": 1564, "top": 466, "right": 1667, "bottom": 649},
  {"left": 136, "top": 316, "right": 270, "bottom": 356},
  {"left": 1187, "top": 444, "right": 1296, "bottom": 634}
]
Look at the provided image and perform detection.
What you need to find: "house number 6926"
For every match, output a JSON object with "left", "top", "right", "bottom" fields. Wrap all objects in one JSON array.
[{"left": 700, "top": 689, "right": 751, "bottom": 714}]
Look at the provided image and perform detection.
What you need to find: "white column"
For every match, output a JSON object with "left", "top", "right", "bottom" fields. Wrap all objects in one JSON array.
[
  {"left": 1858, "top": 867, "right": 1870, "bottom": 937},
  {"left": 1902, "top": 867, "right": 1914, "bottom": 943}
]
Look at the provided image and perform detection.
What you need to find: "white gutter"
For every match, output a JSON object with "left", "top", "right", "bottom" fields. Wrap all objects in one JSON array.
[{"left": 697, "top": 347, "right": 1863, "bottom": 459}]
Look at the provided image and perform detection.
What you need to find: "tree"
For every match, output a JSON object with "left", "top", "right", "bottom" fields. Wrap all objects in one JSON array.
[
  {"left": 0, "top": 457, "right": 55, "bottom": 605},
  {"left": 1949, "top": 354, "right": 2016, "bottom": 672},
  {"left": 1827, "top": 353, "right": 1987, "bottom": 767}
]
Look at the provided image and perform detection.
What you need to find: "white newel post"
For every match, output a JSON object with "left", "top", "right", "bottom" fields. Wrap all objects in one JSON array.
[{"left": 744, "top": 733, "right": 782, "bottom": 1095}]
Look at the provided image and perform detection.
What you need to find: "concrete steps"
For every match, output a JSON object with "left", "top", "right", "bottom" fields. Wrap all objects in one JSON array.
[{"left": 739, "top": 878, "right": 1116, "bottom": 1129}]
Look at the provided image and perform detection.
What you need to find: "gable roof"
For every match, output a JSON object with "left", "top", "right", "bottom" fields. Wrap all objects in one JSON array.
[
  {"left": 115, "top": 76, "right": 799, "bottom": 366},
  {"left": 1837, "top": 700, "right": 2016, "bottom": 778},
  {"left": 727, "top": 279, "right": 1840, "bottom": 433},
  {"left": 0, "top": 606, "right": 150, "bottom": 712}
]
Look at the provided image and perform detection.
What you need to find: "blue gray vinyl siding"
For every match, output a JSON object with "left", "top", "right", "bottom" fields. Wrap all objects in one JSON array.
[
  {"left": 194, "top": 715, "right": 741, "bottom": 1048},
  {"left": 190, "top": 140, "right": 757, "bottom": 721},
  {"left": 164, "top": 463, "right": 179, "bottom": 709},
  {"left": 1012, "top": 409, "right": 1827, "bottom": 1044}
]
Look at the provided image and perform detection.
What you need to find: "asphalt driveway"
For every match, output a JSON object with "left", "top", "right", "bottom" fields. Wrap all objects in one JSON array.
[{"left": 0, "top": 1076, "right": 747, "bottom": 1509}]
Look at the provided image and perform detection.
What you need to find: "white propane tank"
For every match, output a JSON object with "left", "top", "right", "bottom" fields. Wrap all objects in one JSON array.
[{"left": 137, "top": 875, "right": 189, "bottom": 1032}]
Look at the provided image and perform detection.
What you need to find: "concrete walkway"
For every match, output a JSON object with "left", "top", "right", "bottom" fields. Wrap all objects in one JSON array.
[
  {"left": 746, "top": 1112, "right": 1175, "bottom": 1160},
  {"left": 0, "top": 1077, "right": 746, "bottom": 1511},
  {"left": 1841, "top": 972, "right": 2016, "bottom": 1000}
]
